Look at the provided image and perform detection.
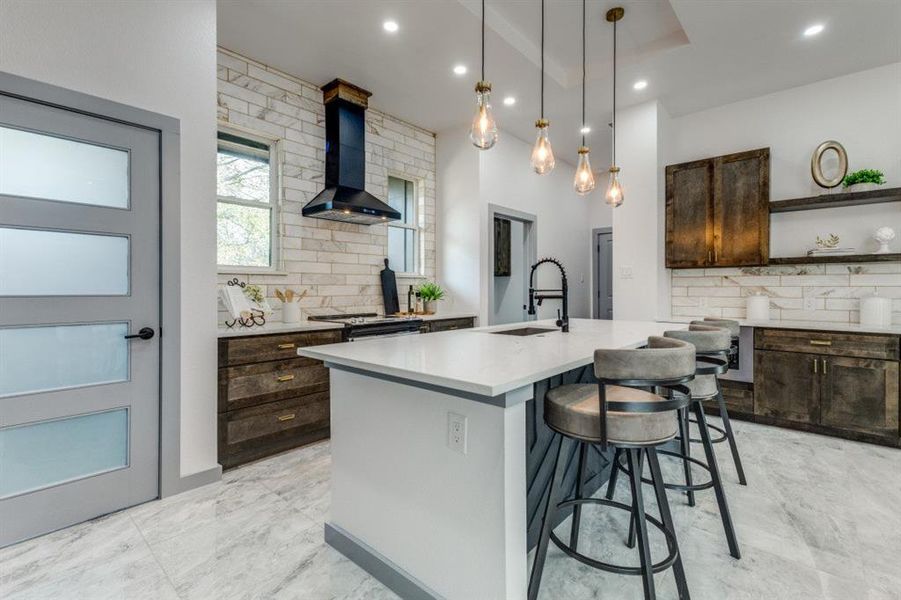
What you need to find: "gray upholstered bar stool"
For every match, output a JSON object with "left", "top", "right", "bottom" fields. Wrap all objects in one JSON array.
[
  {"left": 608, "top": 324, "right": 740, "bottom": 559},
  {"left": 528, "top": 337, "right": 695, "bottom": 600},
  {"left": 694, "top": 318, "right": 747, "bottom": 485}
]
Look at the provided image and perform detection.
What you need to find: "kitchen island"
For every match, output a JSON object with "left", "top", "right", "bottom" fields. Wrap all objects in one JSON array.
[{"left": 299, "top": 318, "right": 687, "bottom": 599}]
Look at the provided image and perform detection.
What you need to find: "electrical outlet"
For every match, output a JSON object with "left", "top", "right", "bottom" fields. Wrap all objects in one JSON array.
[
  {"left": 803, "top": 297, "right": 817, "bottom": 312},
  {"left": 447, "top": 412, "right": 467, "bottom": 454},
  {"left": 620, "top": 266, "right": 634, "bottom": 279}
]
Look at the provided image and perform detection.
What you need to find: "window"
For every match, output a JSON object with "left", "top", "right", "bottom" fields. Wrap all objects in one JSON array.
[
  {"left": 387, "top": 176, "right": 419, "bottom": 274},
  {"left": 216, "top": 131, "right": 278, "bottom": 269}
]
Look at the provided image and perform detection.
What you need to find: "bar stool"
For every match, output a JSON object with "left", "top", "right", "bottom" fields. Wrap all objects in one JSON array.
[
  {"left": 528, "top": 337, "right": 695, "bottom": 600},
  {"left": 608, "top": 325, "right": 741, "bottom": 559},
  {"left": 693, "top": 318, "right": 747, "bottom": 485}
]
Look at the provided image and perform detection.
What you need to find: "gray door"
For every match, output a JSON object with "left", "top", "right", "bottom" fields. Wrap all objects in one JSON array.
[
  {"left": 0, "top": 93, "right": 160, "bottom": 546},
  {"left": 595, "top": 230, "right": 613, "bottom": 319}
]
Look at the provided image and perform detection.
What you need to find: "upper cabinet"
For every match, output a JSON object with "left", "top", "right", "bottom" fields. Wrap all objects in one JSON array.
[{"left": 666, "top": 148, "right": 770, "bottom": 268}]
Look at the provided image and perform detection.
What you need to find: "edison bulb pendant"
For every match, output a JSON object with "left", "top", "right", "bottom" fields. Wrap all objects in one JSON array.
[
  {"left": 573, "top": 146, "right": 596, "bottom": 195},
  {"left": 530, "top": 119, "right": 555, "bottom": 174},
  {"left": 470, "top": 82, "right": 498, "bottom": 150},
  {"left": 605, "top": 166, "right": 624, "bottom": 207}
]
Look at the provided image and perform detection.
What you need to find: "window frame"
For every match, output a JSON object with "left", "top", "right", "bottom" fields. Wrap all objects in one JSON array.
[
  {"left": 386, "top": 173, "right": 422, "bottom": 277},
  {"left": 216, "top": 128, "right": 280, "bottom": 273}
]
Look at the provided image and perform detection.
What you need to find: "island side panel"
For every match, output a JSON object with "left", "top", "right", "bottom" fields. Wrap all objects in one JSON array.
[{"left": 328, "top": 369, "right": 528, "bottom": 599}]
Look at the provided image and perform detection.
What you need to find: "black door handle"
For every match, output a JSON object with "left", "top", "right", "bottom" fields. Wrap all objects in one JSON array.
[{"left": 125, "top": 327, "right": 155, "bottom": 341}]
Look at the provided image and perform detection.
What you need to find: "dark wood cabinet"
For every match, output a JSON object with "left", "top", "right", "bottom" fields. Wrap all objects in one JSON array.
[
  {"left": 752, "top": 328, "right": 900, "bottom": 446},
  {"left": 423, "top": 317, "right": 475, "bottom": 333},
  {"left": 665, "top": 148, "right": 769, "bottom": 268}
]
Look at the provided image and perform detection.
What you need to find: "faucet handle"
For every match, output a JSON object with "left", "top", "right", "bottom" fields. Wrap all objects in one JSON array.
[{"left": 555, "top": 308, "right": 563, "bottom": 328}]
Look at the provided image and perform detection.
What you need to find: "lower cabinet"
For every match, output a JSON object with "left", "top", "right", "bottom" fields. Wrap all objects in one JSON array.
[
  {"left": 423, "top": 317, "right": 475, "bottom": 333},
  {"left": 752, "top": 328, "right": 901, "bottom": 446}
]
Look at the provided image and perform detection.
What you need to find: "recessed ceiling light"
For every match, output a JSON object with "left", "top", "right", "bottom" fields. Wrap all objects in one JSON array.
[
  {"left": 633, "top": 80, "right": 648, "bottom": 91},
  {"left": 453, "top": 64, "right": 467, "bottom": 76},
  {"left": 803, "top": 23, "right": 824, "bottom": 37},
  {"left": 503, "top": 96, "right": 516, "bottom": 106},
  {"left": 580, "top": 126, "right": 591, "bottom": 134},
  {"left": 383, "top": 20, "right": 399, "bottom": 33}
]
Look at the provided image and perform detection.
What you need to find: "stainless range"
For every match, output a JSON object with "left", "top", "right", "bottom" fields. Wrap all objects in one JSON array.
[{"left": 308, "top": 313, "right": 423, "bottom": 341}]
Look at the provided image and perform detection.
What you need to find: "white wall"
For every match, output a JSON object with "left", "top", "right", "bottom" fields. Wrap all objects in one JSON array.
[
  {"left": 0, "top": 0, "right": 219, "bottom": 478},
  {"left": 666, "top": 62, "right": 901, "bottom": 258},
  {"left": 438, "top": 130, "right": 594, "bottom": 323}
]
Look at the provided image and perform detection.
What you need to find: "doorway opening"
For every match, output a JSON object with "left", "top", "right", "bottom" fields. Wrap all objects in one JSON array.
[
  {"left": 593, "top": 227, "right": 613, "bottom": 319},
  {"left": 487, "top": 205, "right": 537, "bottom": 325}
]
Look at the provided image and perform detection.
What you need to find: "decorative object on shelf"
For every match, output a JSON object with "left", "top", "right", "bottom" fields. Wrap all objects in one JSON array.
[
  {"left": 746, "top": 292, "right": 770, "bottom": 321},
  {"left": 860, "top": 292, "right": 891, "bottom": 328},
  {"left": 810, "top": 140, "right": 848, "bottom": 189},
  {"left": 807, "top": 234, "right": 856, "bottom": 256},
  {"left": 816, "top": 233, "right": 840, "bottom": 249},
  {"left": 530, "top": 0, "right": 555, "bottom": 174},
  {"left": 494, "top": 217, "right": 511, "bottom": 276},
  {"left": 842, "top": 168, "right": 886, "bottom": 192},
  {"left": 416, "top": 281, "right": 446, "bottom": 315},
  {"left": 221, "top": 278, "right": 266, "bottom": 329},
  {"left": 573, "top": 0, "right": 595, "bottom": 195},
  {"left": 604, "top": 7, "right": 625, "bottom": 207},
  {"left": 874, "top": 226, "right": 896, "bottom": 254},
  {"left": 470, "top": 0, "right": 498, "bottom": 150}
]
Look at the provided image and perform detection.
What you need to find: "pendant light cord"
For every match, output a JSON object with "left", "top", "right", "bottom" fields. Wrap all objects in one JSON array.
[
  {"left": 481, "top": 0, "right": 486, "bottom": 82},
  {"left": 612, "top": 16, "right": 616, "bottom": 166},
  {"left": 581, "top": 0, "right": 586, "bottom": 146},
  {"left": 540, "top": 0, "right": 545, "bottom": 119}
]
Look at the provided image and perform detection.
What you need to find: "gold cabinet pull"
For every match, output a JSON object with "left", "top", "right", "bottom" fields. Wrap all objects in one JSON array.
[
  {"left": 277, "top": 413, "right": 296, "bottom": 422},
  {"left": 813, "top": 358, "right": 818, "bottom": 374},
  {"left": 276, "top": 374, "right": 295, "bottom": 382},
  {"left": 822, "top": 358, "right": 827, "bottom": 374},
  {"left": 809, "top": 339, "right": 832, "bottom": 346},
  {"left": 277, "top": 343, "right": 296, "bottom": 350}
]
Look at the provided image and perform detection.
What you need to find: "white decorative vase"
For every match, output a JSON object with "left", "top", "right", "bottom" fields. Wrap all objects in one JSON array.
[
  {"left": 282, "top": 301, "right": 301, "bottom": 323},
  {"left": 846, "top": 182, "right": 880, "bottom": 193},
  {"left": 746, "top": 293, "right": 770, "bottom": 321},
  {"left": 860, "top": 294, "right": 891, "bottom": 328},
  {"left": 423, "top": 300, "right": 437, "bottom": 315},
  {"left": 874, "top": 226, "right": 896, "bottom": 254}
]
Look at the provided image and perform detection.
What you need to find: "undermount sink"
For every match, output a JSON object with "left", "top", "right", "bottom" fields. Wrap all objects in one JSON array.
[{"left": 491, "top": 327, "right": 558, "bottom": 336}]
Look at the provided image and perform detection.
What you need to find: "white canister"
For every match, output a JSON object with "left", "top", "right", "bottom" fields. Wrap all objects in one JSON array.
[
  {"left": 860, "top": 294, "right": 891, "bottom": 328},
  {"left": 282, "top": 301, "right": 302, "bottom": 324},
  {"left": 746, "top": 293, "right": 770, "bottom": 321}
]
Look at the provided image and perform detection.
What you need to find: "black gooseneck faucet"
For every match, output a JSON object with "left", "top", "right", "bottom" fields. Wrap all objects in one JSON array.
[{"left": 526, "top": 257, "right": 569, "bottom": 332}]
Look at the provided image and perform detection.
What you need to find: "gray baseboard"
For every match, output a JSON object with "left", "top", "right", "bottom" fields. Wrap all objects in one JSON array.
[
  {"left": 163, "top": 464, "right": 222, "bottom": 497},
  {"left": 324, "top": 522, "right": 444, "bottom": 600}
]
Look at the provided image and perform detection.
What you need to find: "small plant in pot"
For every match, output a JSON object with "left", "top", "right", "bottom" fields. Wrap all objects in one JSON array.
[
  {"left": 416, "top": 282, "right": 446, "bottom": 315},
  {"left": 842, "top": 169, "right": 886, "bottom": 193}
]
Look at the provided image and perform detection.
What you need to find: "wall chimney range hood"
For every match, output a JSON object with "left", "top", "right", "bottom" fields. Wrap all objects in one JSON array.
[{"left": 302, "top": 79, "right": 401, "bottom": 225}]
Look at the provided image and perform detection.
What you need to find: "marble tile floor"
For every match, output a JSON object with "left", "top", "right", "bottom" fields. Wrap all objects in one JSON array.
[{"left": 1, "top": 418, "right": 899, "bottom": 599}]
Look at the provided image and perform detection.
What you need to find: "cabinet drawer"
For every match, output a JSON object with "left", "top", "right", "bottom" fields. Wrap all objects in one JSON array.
[
  {"left": 720, "top": 380, "right": 754, "bottom": 414},
  {"left": 427, "top": 317, "right": 475, "bottom": 333},
  {"left": 219, "top": 358, "right": 329, "bottom": 412},
  {"left": 755, "top": 328, "right": 899, "bottom": 361},
  {"left": 218, "top": 393, "right": 330, "bottom": 468},
  {"left": 221, "top": 329, "right": 343, "bottom": 367}
]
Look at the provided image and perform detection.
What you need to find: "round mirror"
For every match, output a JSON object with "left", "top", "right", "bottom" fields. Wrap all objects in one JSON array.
[{"left": 811, "top": 141, "right": 848, "bottom": 189}]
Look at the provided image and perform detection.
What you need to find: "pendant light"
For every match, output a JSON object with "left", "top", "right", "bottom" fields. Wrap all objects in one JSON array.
[
  {"left": 605, "top": 7, "right": 624, "bottom": 207},
  {"left": 530, "top": 0, "right": 555, "bottom": 174},
  {"left": 470, "top": 0, "right": 498, "bottom": 149},
  {"left": 573, "top": 0, "right": 595, "bottom": 194}
]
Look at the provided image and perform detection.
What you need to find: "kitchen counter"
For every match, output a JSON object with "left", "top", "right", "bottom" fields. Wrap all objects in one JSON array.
[
  {"left": 216, "top": 313, "right": 477, "bottom": 338},
  {"left": 664, "top": 317, "right": 901, "bottom": 336},
  {"left": 301, "top": 318, "right": 686, "bottom": 599}
]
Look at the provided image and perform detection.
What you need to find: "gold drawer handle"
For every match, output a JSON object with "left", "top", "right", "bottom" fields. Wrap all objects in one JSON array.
[
  {"left": 276, "top": 374, "right": 295, "bottom": 382},
  {"left": 809, "top": 340, "right": 832, "bottom": 346},
  {"left": 277, "top": 343, "right": 296, "bottom": 350},
  {"left": 277, "top": 413, "right": 296, "bottom": 422}
]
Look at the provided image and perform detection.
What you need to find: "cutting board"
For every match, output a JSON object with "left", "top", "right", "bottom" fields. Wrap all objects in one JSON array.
[{"left": 380, "top": 258, "right": 399, "bottom": 315}]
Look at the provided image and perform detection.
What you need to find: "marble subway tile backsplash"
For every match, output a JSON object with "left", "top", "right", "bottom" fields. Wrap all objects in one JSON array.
[{"left": 671, "top": 263, "right": 901, "bottom": 324}]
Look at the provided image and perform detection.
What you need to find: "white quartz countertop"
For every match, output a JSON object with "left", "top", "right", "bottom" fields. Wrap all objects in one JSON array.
[
  {"left": 665, "top": 318, "right": 901, "bottom": 336},
  {"left": 217, "top": 313, "right": 476, "bottom": 338},
  {"left": 298, "top": 318, "right": 687, "bottom": 398}
]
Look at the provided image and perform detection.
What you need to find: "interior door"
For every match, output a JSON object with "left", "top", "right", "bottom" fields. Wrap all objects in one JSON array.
[
  {"left": 595, "top": 230, "right": 613, "bottom": 319},
  {"left": 0, "top": 93, "right": 160, "bottom": 546},
  {"left": 754, "top": 350, "right": 820, "bottom": 424},
  {"left": 712, "top": 148, "right": 770, "bottom": 266},
  {"left": 665, "top": 158, "right": 714, "bottom": 268}
]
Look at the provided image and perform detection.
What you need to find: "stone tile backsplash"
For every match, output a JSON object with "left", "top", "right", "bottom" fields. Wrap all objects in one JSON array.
[
  {"left": 215, "top": 47, "right": 436, "bottom": 324},
  {"left": 671, "top": 262, "right": 901, "bottom": 324}
]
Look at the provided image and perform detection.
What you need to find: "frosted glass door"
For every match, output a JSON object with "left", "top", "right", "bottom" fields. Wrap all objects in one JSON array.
[{"left": 0, "top": 83, "right": 161, "bottom": 546}]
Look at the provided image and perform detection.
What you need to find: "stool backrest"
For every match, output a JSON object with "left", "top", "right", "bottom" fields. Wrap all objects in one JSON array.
[
  {"left": 696, "top": 317, "right": 740, "bottom": 338},
  {"left": 666, "top": 324, "right": 731, "bottom": 354}
]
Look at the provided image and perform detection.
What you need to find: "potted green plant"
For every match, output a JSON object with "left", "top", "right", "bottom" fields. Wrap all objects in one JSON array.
[
  {"left": 416, "top": 282, "right": 446, "bottom": 314},
  {"left": 842, "top": 168, "right": 886, "bottom": 193}
]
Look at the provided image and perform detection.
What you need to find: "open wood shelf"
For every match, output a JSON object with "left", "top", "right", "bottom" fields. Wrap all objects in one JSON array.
[
  {"left": 769, "top": 187, "right": 901, "bottom": 213},
  {"left": 768, "top": 253, "right": 901, "bottom": 265}
]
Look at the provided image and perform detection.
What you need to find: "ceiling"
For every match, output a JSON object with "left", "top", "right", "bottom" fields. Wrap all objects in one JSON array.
[{"left": 218, "top": 0, "right": 901, "bottom": 165}]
